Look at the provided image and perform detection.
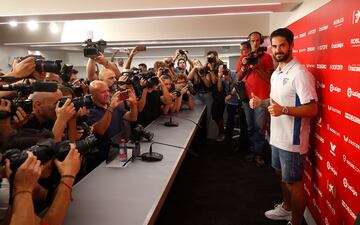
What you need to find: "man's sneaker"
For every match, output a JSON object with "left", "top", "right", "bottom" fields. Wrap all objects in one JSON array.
[
  {"left": 265, "top": 203, "right": 292, "bottom": 221},
  {"left": 255, "top": 155, "right": 265, "bottom": 167},
  {"left": 287, "top": 222, "right": 292, "bottom": 225}
]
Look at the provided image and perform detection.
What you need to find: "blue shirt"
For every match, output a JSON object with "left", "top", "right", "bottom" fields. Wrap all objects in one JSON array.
[{"left": 223, "top": 71, "right": 240, "bottom": 106}]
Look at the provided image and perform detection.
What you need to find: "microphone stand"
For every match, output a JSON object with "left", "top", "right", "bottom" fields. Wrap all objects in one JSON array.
[
  {"left": 141, "top": 141, "right": 185, "bottom": 162},
  {"left": 163, "top": 111, "right": 179, "bottom": 127}
]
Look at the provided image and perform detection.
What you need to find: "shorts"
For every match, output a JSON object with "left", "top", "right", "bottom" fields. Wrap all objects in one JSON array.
[{"left": 271, "top": 145, "right": 306, "bottom": 183}]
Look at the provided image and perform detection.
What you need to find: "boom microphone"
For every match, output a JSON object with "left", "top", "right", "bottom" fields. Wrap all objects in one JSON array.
[{"left": 0, "top": 81, "right": 58, "bottom": 92}]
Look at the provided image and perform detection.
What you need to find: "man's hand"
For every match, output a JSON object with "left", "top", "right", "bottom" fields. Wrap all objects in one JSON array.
[
  {"left": 0, "top": 98, "right": 11, "bottom": 113},
  {"left": 54, "top": 143, "right": 81, "bottom": 177},
  {"left": 249, "top": 92, "right": 263, "bottom": 109},
  {"left": 55, "top": 98, "right": 76, "bottom": 123},
  {"left": 75, "top": 106, "right": 89, "bottom": 118},
  {"left": 125, "top": 89, "right": 137, "bottom": 107},
  {"left": 10, "top": 152, "right": 41, "bottom": 193},
  {"left": 11, "top": 57, "right": 36, "bottom": 78},
  {"left": 12, "top": 106, "right": 29, "bottom": 128},
  {"left": 93, "top": 52, "right": 108, "bottom": 66},
  {"left": 268, "top": 99, "right": 283, "bottom": 117},
  {"left": 225, "top": 95, "right": 232, "bottom": 103},
  {"left": 110, "top": 91, "right": 122, "bottom": 109},
  {"left": 180, "top": 87, "right": 188, "bottom": 95}
]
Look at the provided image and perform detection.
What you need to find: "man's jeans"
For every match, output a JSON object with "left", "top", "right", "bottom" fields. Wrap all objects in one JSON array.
[{"left": 242, "top": 102, "right": 268, "bottom": 156}]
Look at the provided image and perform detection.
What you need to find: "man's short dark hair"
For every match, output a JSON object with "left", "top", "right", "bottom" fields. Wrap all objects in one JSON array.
[
  {"left": 240, "top": 41, "right": 251, "bottom": 50},
  {"left": 138, "top": 63, "right": 147, "bottom": 69},
  {"left": 1, "top": 128, "right": 54, "bottom": 152},
  {"left": 270, "top": 28, "right": 294, "bottom": 45},
  {"left": 206, "top": 50, "right": 218, "bottom": 57}
]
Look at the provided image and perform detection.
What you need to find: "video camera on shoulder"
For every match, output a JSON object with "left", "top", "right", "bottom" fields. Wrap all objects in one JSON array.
[
  {"left": 83, "top": 39, "right": 107, "bottom": 58},
  {"left": 20, "top": 55, "right": 62, "bottom": 74},
  {"left": 245, "top": 46, "right": 268, "bottom": 66}
]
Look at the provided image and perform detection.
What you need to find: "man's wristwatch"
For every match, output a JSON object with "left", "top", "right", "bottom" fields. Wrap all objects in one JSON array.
[{"left": 281, "top": 106, "right": 289, "bottom": 115}]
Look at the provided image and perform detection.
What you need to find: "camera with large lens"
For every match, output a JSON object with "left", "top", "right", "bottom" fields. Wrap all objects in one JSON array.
[
  {"left": 60, "top": 64, "right": 74, "bottom": 83},
  {"left": 5, "top": 139, "right": 58, "bottom": 172},
  {"left": 56, "top": 134, "right": 98, "bottom": 161},
  {"left": 178, "top": 49, "right": 187, "bottom": 55},
  {"left": 11, "top": 99, "right": 33, "bottom": 115},
  {"left": 207, "top": 55, "right": 215, "bottom": 64},
  {"left": 171, "top": 88, "right": 181, "bottom": 97},
  {"left": 161, "top": 68, "right": 169, "bottom": 75},
  {"left": 131, "top": 124, "right": 154, "bottom": 142},
  {"left": 58, "top": 95, "right": 93, "bottom": 111},
  {"left": 5, "top": 135, "right": 98, "bottom": 172},
  {"left": 20, "top": 55, "right": 62, "bottom": 74},
  {"left": 139, "top": 71, "right": 159, "bottom": 88},
  {"left": 83, "top": 39, "right": 107, "bottom": 58},
  {"left": 185, "top": 81, "right": 196, "bottom": 95}
]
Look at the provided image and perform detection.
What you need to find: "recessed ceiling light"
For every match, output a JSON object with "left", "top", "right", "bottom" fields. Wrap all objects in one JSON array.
[
  {"left": 9, "top": 21, "right": 18, "bottom": 27},
  {"left": 27, "top": 20, "right": 39, "bottom": 31},
  {"left": 49, "top": 22, "right": 59, "bottom": 33}
]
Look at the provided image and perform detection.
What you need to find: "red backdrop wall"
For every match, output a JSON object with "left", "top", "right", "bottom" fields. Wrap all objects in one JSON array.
[{"left": 286, "top": 0, "right": 360, "bottom": 224}]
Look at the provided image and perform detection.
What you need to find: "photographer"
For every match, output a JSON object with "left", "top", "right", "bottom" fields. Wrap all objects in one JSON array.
[
  {"left": 137, "top": 62, "right": 172, "bottom": 127},
  {"left": 87, "top": 80, "right": 137, "bottom": 167},
  {"left": 2, "top": 129, "right": 81, "bottom": 225},
  {"left": 86, "top": 52, "right": 120, "bottom": 82},
  {"left": 238, "top": 31, "right": 274, "bottom": 166},
  {"left": 173, "top": 49, "right": 194, "bottom": 75},
  {"left": 174, "top": 74, "right": 194, "bottom": 110},
  {"left": 206, "top": 51, "right": 226, "bottom": 142}
]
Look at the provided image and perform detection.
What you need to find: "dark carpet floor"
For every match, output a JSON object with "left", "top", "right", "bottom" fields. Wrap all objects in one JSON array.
[{"left": 155, "top": 139, "right": 308, "bottom": 225}]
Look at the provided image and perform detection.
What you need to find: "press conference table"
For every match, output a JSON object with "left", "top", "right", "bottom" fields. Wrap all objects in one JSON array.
[{"left": 63, "top": 104, "right": 206, "bottom": 225}]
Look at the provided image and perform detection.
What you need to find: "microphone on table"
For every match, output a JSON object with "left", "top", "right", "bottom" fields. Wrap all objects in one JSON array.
[
  {"left": 141, "top": 141, "right": 184, "bottom": 162},
  {"left": 163, "top": 111, "right": 179, "bottom": 127}
]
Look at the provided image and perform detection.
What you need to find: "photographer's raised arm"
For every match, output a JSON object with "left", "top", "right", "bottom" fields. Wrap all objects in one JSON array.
[
  {"left": 137, "top": 87, "right": 148, "bottom": 113},
  {"left": 159, "top": 79, "right": 172, "bottom": 105},
  {"left": 1, "top": 57, "right": 35, "bottom": 85},
  {"left": 125, "top": 47, "right": 139, "bottom": 70},
  {"left": 53, "top": 99, "right": 76, "bottom": 142},
  {"left": 41, "top": 144, "right": 81, "bottom": 225},
  {"left": 123, "top": 89, "right": 138, "bottom": 122}
]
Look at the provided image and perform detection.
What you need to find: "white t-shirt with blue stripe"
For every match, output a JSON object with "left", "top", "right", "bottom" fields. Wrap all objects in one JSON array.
[{"left": 269, "top": 58, "right": 318, "bottom": 154}]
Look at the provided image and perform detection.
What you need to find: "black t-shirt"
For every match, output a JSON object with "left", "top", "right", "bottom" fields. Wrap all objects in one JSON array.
[
  {"left": 138, "top": 89, "right": 162, "bottom": 127},
  {"left": 23, "top": 116, "right": 54, "bottom": 130}
]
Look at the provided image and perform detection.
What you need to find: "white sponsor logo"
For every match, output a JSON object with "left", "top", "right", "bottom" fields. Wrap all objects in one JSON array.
[
  {"left": 329, "top": 84, "right": 341, "bottom": 93},
  {"left": 315, "top": 133, "right": 324, "bottom": 143},
  {"left": 315, "top": 168, "right": 322, "bottom": 178},
  {"left": 319, "top": 25, "right": 329, "bottom": 32},
  {"left": 304, "top": 183, "right": 311, "bottom": 196},
  {"left": 299, "top": 32, "right": 307, "bottom": 38},
  {"left": 343, "top": 135, "right": 360, "bottom": 150},
  {"left": 350, "top": 38, "right": 360, "bottom": 47},
  {"left": 327, "top": 124, "right": 340, "bottom": 137},
  {"left": 348, "top": 65, "right": 360, "bottom": 72},
  {"left": 315, "top": 149, "right": 323, "bottom": 161},
  {"left": 307, "top": 64, "right": 316, "bottom": 68},
  {"left": 353, "top": 10, "right": 360, "bottom": 24},
  {"left": 294, "top": 35, "right": 299, "bottom": 39},
  {"left": 307, "top": 46, "right": 316, "bottom": 52},
  {"left": 333, "top": 17, "right": 344, "bottom": 27},
  {"left": 305, "top": 157, "right": 312, "bottom": 166},
  {"left": 345, "top": 112, "right": 360, "bottom": 125},
  {"left": 347, "top": 87, "right": 360, "bottom": 99},
  {"left": 327, "top": 179, "right": 336, "bottom": 197},
  {"left": 343, "top": 154, "right": 360, "bottom": 174},
  {"left": 317, "top": 64, "right": 327, "bottom": 69},
  {"left": 313, "top": 183, "right": 323, "bottom": 197},
  {"left": 343, "top": 178, "right": 358, "bottom": 197},
  {"left": 342, "top": 200, "right": 356, "bottom": 219},
  {"left": 299, "top": 48, "right": 306, "bottom": 52},
  {"left": 304, "top": 170, "right": 312, "bottom": 181},
  {"left": 313, "top": 198, "right": 322, "bottom": 214},
  {"left": 330, "top": 142, "right": 336, "bottom": 156},
  {"left": 327, "top": 161, "right": 338, "bottom": 176},
  {"left": 316, "top": 116, "right": 322, "bottom": 127},
  {"left": 331, "top": 42, "right": 344, "bottom": 49},
  {"left": 330, "top": 64, "right": 343, "bottom": 70},
  {"left": 325, "top": 217, "right": 330, "bottom": 225},
  {"left": 317, "top": 44, "right": 328, "bottom": 51},
  {"left": 293, "top": 49, "right": 298, "bottom": 53},
  {"left": 327, "top": 105, "right": 342, "bottom": 115},
  {"left": 326, "top": 200, "right": 336, "bottom": 215},
  {"left": 316, "top": 81, "right": 325, "bottom": 89},
  {"left": 308, "top": 29, "right": 316, "bottom": 35}
]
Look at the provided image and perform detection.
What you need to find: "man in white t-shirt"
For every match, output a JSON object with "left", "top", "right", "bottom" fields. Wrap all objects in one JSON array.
[{"left": 249, "top": 28, "right": 318, "bottom": 225}]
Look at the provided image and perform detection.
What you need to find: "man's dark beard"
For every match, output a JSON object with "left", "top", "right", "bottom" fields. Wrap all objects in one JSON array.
[{"left": 274, "top": 52, "right": 290, "bottom": 62}]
